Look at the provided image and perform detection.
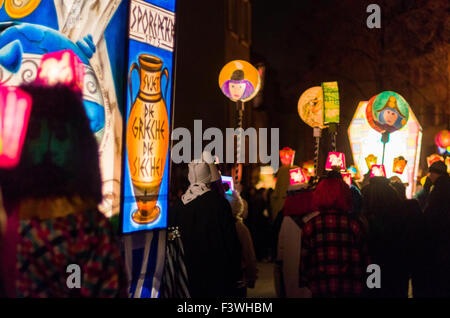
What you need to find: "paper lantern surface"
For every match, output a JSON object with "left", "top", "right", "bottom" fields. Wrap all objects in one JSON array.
[
  {"left": 393, "top": 156, "right": 407, "bottom": 174},
  {"left": 219, "top": 60, "right": 260, "bottom": 102},
  {"left": 289, "top": 167, "right": 307, "bottom": 185},
  {"left": 36, "top": 50, "right": 85, "bottom": 92},
  {"left": 370, "top": 165, "right": 386, "bottom": 177},
  {"left": 297, "top": 86, "right": 326, "bottom": 128},
  {"left": 325, "top": 152, "right": 346, "bottom": 171},
  {"left": 0, "top": 86, "right": 32, "bottom": 168},
  {"left": 427, "top": 154, "right": 444, "bottom": 167},
  {"left": 366, "top": 91, "right": 410, "bottom": 133},
  {"left": 302, "top": 160, "right": 315, "bottom": 177},
  {"left": 435, "top": 130, "right": 450, "bottom": 149},
  {"left": 280, "top": 147, "right": 295, "bottom": 166},
  {"left": 322, "top": 81, "right": 340, "bottom": 124}
]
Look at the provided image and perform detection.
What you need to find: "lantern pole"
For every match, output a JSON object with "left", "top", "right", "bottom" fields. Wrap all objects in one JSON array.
[
  {"left": 235, "top": 100, "right": 245, "bottom": 186},
  {"left": 381, "top": 132, "right": 389, "bottom": 165},
  {"left": 313, "top": 127, "right": 322, "bottom": 178}
]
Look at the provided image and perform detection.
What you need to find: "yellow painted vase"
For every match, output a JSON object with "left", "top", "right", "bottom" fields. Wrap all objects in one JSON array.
[{"left": 127, "top": 54, "right": 169, "bottom": 224}]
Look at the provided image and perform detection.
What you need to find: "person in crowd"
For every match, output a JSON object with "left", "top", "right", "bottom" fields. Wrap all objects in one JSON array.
[
  {"left": 170, "top": 161, "right": 242, "bottom": 297},
  {"left": 414, "top": 161, "right": 450, "bottom": 297},
  {"left": 361, "top": 176, "right": 411, "bottom": 297},
  {"left": 247, "top": 188, "right": 272, "bottom": 262},
  {"left": 299, "top": 171, "right": 370, "bottom": 298},
  {"left": 414, "top": 176, "right": 432, "bottom": 211},
  {"left": 350, "top": 182, "right": 363, "bottom": 215},
  {"left": 388, "top": 176, "right": 422, "bottom": 297},
  {"left": 0, "top": 84, "right": 128, "bottom": 298},
  {"left": 275, "top": 183, "right": 317, "bottom": 298},
  {"left": 226, "top": 190, "right": 258, "bottom": 297}
]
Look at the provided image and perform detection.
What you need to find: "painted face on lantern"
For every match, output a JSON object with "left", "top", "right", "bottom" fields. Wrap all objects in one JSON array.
[
  {"left": 229, "top": 82, "right": 246, "bottom": 100},
  {"left": 376, "top": 96, "right": 406, "bottom": 131},
  {"left": 382, "top": 108, "right": 398, "bottom": 126}
]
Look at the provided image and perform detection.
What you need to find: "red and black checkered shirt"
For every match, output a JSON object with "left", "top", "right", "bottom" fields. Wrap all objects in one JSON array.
[{"left": 299, "top": 210, "right": 370, "bottom": 297}]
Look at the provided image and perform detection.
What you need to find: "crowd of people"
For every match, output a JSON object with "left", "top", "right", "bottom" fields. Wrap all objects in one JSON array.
[
  {"left": 166, "top": 157, "right": 450, "bottom": 298},
  {"left": 0, "top": 85, "right": 448, "bottom": 299}
]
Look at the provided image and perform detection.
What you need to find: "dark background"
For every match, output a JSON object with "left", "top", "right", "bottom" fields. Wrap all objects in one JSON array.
[{"left": 172, "top": 0, "right": 449, "bottom": 187}]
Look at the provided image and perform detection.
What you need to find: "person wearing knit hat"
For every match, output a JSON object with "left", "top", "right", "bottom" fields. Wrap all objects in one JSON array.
[
  {"left": 428, "top": 161, "right": 448, "bottom": 184},
  {"left": 170, "top": 160, "right": 242, "bottom": 297},
  {"left": 0, "top": 84, "right": 127, "bottom": 298}
]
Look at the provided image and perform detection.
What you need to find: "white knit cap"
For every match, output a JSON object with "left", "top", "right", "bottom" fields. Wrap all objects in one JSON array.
[{"left": 188, "top": 162, "right": 212, "bottom": 185}]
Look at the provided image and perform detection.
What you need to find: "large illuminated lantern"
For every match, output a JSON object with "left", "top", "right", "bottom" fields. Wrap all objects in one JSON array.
[{"left": 348, "top": 101, "right": 422, "bottom": 198}]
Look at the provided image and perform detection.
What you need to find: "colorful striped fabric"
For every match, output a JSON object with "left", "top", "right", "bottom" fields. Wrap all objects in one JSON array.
[{"left": 15, "top": 209, "right": 128, "bottom": 297}]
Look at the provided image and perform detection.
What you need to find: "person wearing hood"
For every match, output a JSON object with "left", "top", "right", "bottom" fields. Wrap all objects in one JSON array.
[
  {"left": 226, "top": 190, "right": 258, "bottom": 297},
  {"left": 0, "top": 84, "right": 127, "bottom": 298},
  {"left": 170, "top": 161, "right": 242, "bottom": 297},
  {"left": 299, "top": 171, "right": 370, "bottom": 298}
]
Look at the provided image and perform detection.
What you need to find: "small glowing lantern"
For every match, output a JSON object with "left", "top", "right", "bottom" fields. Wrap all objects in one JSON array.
[
  {"left": 280, "top": 147, "right": 295, "bottom": 166},
  {"left": 435, "top": 130, "right": 450, "bottom": 149},
  {"left": 393, "top": 156, "right": 408, "bottom": 174},
  {"left": 370, "top": 165, "right": 386, "bottom": 177},
  {"left": 445, "top": 157, "right": 450, "bottom": 174},
  {"left": 289, "top": 167, "right": 307, "bottom": 185},
  {"left": 365, "top": 154, "right": 378, "bottom": 170},
  {"left": 36, "top": 50, "right": 85, "bottom": 92},
  {"left": 427, "top": 154, "right": 444, "bottom": 168},
  {"left": 325, "top": 152, "right": 346, "bottom": 171},
  {"left": 347, "top": 165, "right": 360, "bottom": 179},
  {"left": 342, "top": 172, "right": 352, "bottom": 187},
  {"left": 0, "top": 86, "right": 32, "bottom": 168},
  {"left": 303, "top": 160, "right": 315, "bottom": 177}
]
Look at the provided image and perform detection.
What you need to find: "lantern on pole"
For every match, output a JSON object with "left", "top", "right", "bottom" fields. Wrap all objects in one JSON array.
[
  {"left": 0, "top": 86, "right": 32, "bottom": 169},
  {"left": 365, "top": 91, "right": 410, "bottom": 165},
  {"left": 322, "top": 81, "right": 340, "bottom": 152},
  {"left": 393, "top": 156, "right": 408, "bottom": 174},
  {"left": 219, "top": 60, "right": 260, "bottom": 185},
  {"left": 298, "top": 86, "right": 326, "bottom": 176}
]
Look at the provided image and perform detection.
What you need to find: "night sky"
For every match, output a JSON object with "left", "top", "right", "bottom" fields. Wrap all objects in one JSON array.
[{"left": 251, "top": 0, "right": 449, "bottom": 168}]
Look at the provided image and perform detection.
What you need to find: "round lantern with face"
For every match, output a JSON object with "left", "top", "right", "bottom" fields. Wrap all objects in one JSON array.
[
  {"left": 219, "top": 60, "right": 260, "bottom": 103},
  {"left": 366, "top": 91, "right": 410, "bottom": 133},
  {"left": 221, "top": 69, "right": 254, "bottom": 101}
]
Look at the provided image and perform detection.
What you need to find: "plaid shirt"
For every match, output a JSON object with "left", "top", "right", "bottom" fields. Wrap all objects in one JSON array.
[{"left": 299, "top": 210, "right": 370, "bottom": 297}]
